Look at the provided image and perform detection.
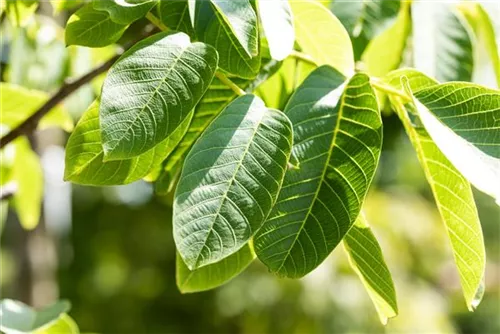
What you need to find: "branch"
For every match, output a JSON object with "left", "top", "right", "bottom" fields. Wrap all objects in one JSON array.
[
  {"left": 215, "top": 72, "right": 246, "bottom": 96},
  {"left": 290, "top": 50, "right": 319, "bottom": 67}
]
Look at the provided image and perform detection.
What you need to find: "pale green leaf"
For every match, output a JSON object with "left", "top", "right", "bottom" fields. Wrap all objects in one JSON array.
[
  {"left": 210, "top": 0, "right": 258, "bottom": 57},
  {"left": 0, "top": 83, "right": 73, "bottom": 132},
  {"left": 291, "top": 0, "right": 354, "bottom": 77},
  {"left": 412, "top": 2, "right": 474, "bottom": 82},
  {"left": 194, "top": 0, "right": 260, "bottom": 78},
  {"left": 5, "top": 0, "right": 38, "bottom": 27},
  {"left": 331, "top": 0, "right": 400, "bottom": 40},
  {"left": 156, "top": 0, "right": 195, "bottom": 38},
  {"left": 0, "top": 299, "right": 70, "bottom": 334},
  {"left": 176, "top": 243, "right": 255, "bottom": 293},
  {"left": 11, "top": 138, "right": 43, "bottom": 230},
  {"left": 254, "top": 68, "right": 382, "bottom": 278},
  {"left": 93, "top": 0, "right": 157, "bottom": 25},
  {"left": 343, "top": 213, "right": 397, "bottom": 324},
  {"left": 173, "top": 94, "right": 293, "bottom": 269},
  {"left": 362, "top": 1, "right": 411, "bottom": 78},
  {"left": 100, "top": 31, "right": 218, "bottom": 160},
  {"left": 65, "top": 4, "right": 128, "bottom": 47},
  {"left": 458, "top": 2, "right": 500, "bottom": 87},
  {"left": 386, "top": 70, "right": 486, "bottom": 309},
  {"left": 64, "top": 100, "right": 192, "bottom": 186},
  {"left": 51, "top": 0, "right": 82, "bottom": 15},
  {"left": 257, "top": 0, "right": 294, "bottom": 61},
  {"left": 34, "top": 314, "right": 79, "bottom": 334}
]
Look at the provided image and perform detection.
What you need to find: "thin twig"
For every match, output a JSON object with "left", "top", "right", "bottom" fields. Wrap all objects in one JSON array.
[
  {"left": 371, "top": 79, "right": 412, "bottom": 103},
  {"left": 290, "top": 50, "right": 319, "bottom": 67},
  {"left": 215, "top": 72, "right": 245, "bottom": 96}
]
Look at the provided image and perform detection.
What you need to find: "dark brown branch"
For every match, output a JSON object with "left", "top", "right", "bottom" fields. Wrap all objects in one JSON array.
[{"left": 0, "top": 55, "right": 120, "bottom": 149}]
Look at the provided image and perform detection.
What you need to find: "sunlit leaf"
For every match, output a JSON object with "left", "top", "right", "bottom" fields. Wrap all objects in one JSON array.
[
  {"left": 255, "top": 68, "right": 382, "bottom": 278},
  {"left": 258, "top": 0, "right": 294, "bottom": 61},
  {"left": 412, "top": 2, "right": 474, "bottom": 82},
  {"left": 34, "top": 314, "right": 79, "bottom": 334},
  {"left": 5, "top": 0, "right": 38, "bottom": 27},
  {"left": 176, "top": 243, "right": 255, "bottom": 293},
  {"left": 100, "top": 31, "right": 218, "bottom": 160},
  {"left": 411, "top": 82, "right": 500, "bottom": 205},
  {"left": 174, "top": 94, "right": 293, "bottom": 269},
  {"left": 65, "top": 4, "right": 128, "bottom": 47},
  {"left": 291, "top": 0, "right": 354, "bottom": 77},
  {"left": 458, "top": 2, "right": 500, "bottom": 87},
  {"left": 64, "top": 100, "right": 192, "bottom": 186},
  {"left": 11, "top": 138, "right": 43, "bottom": 230},
  {"left": 51, "top": 0, "right": 82, "bottom": 15},
  {"left": 0, "top": 83, "right": 73, "bottom": 132},
  {"left": 0, "top": 299, "right": 70, "bottom": 334},
  {"left": 387, "top": 70, "right": 487, "bottom": 309},
  {"left": 93, "top": 0, "right": 157, "bottom": 25},
  {"left": 210, "top": 0, "right": 258, "bottom": 57},
  {"left": 343, "top": 213, "right": 398, "bottom": 324}
]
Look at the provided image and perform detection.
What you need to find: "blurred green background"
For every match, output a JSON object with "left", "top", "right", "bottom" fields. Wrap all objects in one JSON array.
[{"left": 1, "top": 1, "right": 500, "bottom": 333}]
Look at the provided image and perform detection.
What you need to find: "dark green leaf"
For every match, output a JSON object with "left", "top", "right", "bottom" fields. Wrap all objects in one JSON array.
[
  {"left": 100, "top": 31, "right": 218, "bottom": 160},
  {"left": 65, "top": 4, "right": 128, "bottom": 47},
  {"left": 156, "top": 0, "right": 195, "bottom": 37},
  {"left": 173, "top": 94, "right": 293, "bottom": 269},
  {"left": 93, "top": 0, "right": 157, "bottom": 25},
  {"left": 255, "top": 68, "right": 382, "bottom": 278}
]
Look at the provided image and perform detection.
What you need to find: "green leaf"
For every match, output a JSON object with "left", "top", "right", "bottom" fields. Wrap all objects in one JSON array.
[
  {"left": 93, "top": 0, "right": 157, "bottom": 25},
  {"left": 257, "top": 0, "right": 294, "bottom": 61},
  {"left": 156, "top": 0, "right": 195, "bottom": 38},
  {"left": 291, "top": 0, "right": 354, "bottom": 77},
  {"left": 0, "top": 299, "right": 70, "bottom": 334},
  {"left": 331, "top": 0, "right": 401, "bottom": 58},
  {"left": 343, "top": 213, "right": 398, "bottom": 324},
  {"left": 11, "top": 138, "right": 43, "bottom": 230},
  {"left": 173, "top": 94, "right": 293, "bottom": 269},
  {"left": 362, "top": 1, "right": 411, "bottom": 78},
  {"left": 34, "top": 314, "right": 79, "bottom": 334},
  {"left": 176, "top": 243, "right": 255, "bottom": 293},
  {"left": 100, "top": 31, "right": 218, "bottom": 160},
  {"left": 51, "top": 0, "right": 82, "bottom": 15},
  {"left": 5, "top": 0, "right": 38, "bottom": 27},
  {"left": 254, "top": 68, "right": 382, "bottom": 278},
  {"left": 387, "top": 71, "right": 486, "bottom": 309},
  {"left": 65, "top": 3, "right": 128, "bottom": 47},
  {"left": 0, "top": 83, "right": 73, "bottom": 132},
  {"left": 210, "top": 0, "right": 258, "bottom": 57},
  {"left": 412, "top": 2, "right": 474, "bottom": 82},
  {"left": 64, "top": 100, "right": 192, "bottom": 186},
  {"left": 194, "top": 0, "right": 260, "bottom": 78},
  {"left": 458, "top": 2, "right": 500, "bottom": 87},
  {"left": 409, "top": 82, "right": 500, "bottom": 205}
]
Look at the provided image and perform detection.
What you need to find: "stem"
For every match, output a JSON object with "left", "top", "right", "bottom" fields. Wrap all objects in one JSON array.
[
  {"left": 215, "top": 72, "right": 245, "bottom": 96},
  {"left": 290, "top": 50, "right": 318, "bottom": 67},
  {"left": 0, "top": 56, "right": 120, "bottom": 149},
  {"left": 146, "top": 12, "right": 169, "bottom": 31},
  {"left": 371, "top": 79, "right": 412, "bottom": 103}
]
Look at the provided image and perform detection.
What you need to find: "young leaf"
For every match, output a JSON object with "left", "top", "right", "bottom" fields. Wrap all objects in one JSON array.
[
  {"left": 93, "top": 0, "right": 157, "bottom": 25},
  {"left": 257, "top": 0, "right": 294, "bottom": 61},
  {"left": 254, "top": 68, "right": 382, "bottom": 278},
  {"left": 0, "top": 83, "right": 73, "bottom": 132},
  {"left": 176, "top": 243, "right": 255, "bottom": 293},
  {"left": 343, "top": 213, "right": 398, "bottom": 325},
  {"left": 156, "top": 0, "right": 195, "bottom": 38},
  {"left": 411, "top": 82, "right": 500, "bottom": 204},
  {"left": 173, "top": 94, "right": 293, "bottom": 270},
  {"left": 458, "top": 2, "right": 500, "bottom": 87},
  {"left": 291, "top": 0, "right": 354, "bottom": 77},
  {"left": 33, "top": 314, "right": 79, "bottom": 334},
  {"left": 100, "top": 31, "right": 218, "bottom": 160},
  {"left": 194, "top": 0, "right": 260, "bottom": 78},
  {"left": 387, "top": 71, "right": 486, "bottom": 309},
  {"left": 64, "top": 100, "right": 192, "bottom": 186},
  {"left": 331, "top": 0, "right": 401, "bottom": 58},
  {"left": 210, "top": 0, "right": 258, "bottom": 57},
  {"left": 65, "top": 4, "right": 128, "bottom": 47},
  {"left": 11, "top": 138, "right": 43, "bottom": 230},
  {"left": 412, "top": 2, "right": 474, "bottom": 82},
  {"left": 0, "top": 299, "right": 70, "bottom": 334}
]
